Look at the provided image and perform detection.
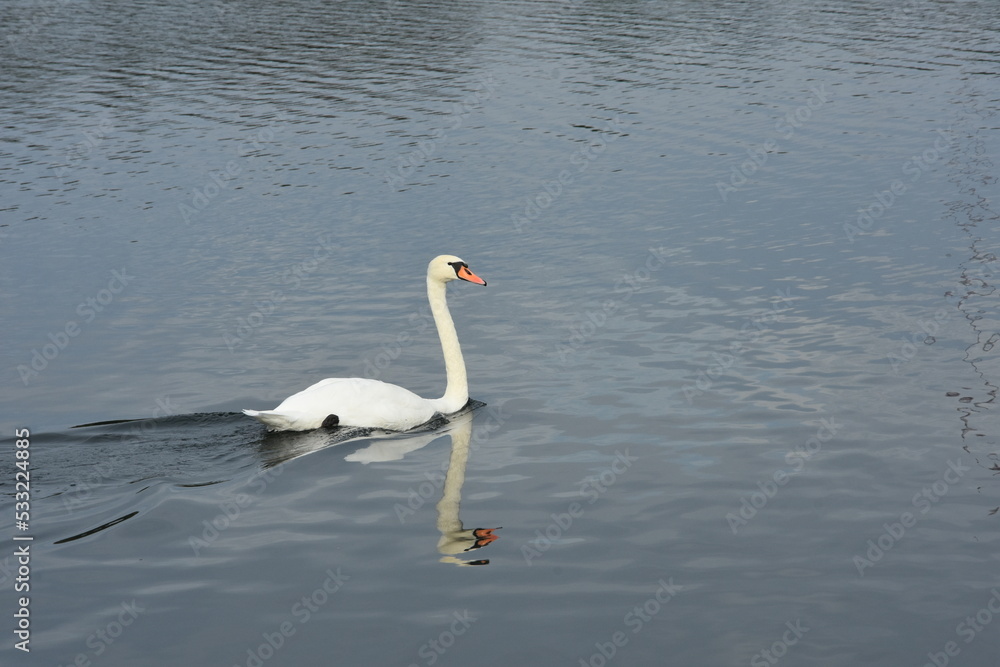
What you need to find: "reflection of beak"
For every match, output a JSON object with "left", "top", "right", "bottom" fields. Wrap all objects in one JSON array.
[
  {"left": 468, "top": 527, "right": 501, "bottom": 550},
  {"left": 457, "top": 265, "right": 487, "bottom": 286}
]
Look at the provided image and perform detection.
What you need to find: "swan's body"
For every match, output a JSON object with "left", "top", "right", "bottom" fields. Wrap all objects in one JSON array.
[
  {"left": 245, "top": 377, "right": 441, "bottom": 432},
  {"left": 243, "top": 255, "right": 486, "bottom": 432}
]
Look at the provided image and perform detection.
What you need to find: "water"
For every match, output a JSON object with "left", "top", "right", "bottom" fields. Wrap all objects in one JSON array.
[{"left": 2, "top": 0, "right": 1000, "bottom": 664}]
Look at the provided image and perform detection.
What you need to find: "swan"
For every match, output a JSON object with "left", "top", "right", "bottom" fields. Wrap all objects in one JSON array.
[{"left": 243, "top": 255, "right": 487, "bottom": 432}]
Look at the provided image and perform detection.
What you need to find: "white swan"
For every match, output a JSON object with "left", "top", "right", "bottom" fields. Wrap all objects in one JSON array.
[{"left": 243, "top": 255, "right": 487, "bottom": 432}]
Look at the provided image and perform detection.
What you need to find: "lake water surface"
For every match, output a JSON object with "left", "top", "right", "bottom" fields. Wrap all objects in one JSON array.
[{"left": 3, "top": 0, "right": 1000, "bottom": 665}]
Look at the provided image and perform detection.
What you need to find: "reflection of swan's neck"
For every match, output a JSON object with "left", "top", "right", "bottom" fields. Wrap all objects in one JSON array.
[
  {"left": 434, "top": 414, "right": 498, "bottom": 565},
  {"left": 435, "top": 420, "right": 470, "bottom": 540},
  {"left": 428, "top": 277, "right": 468, "bottom": 414}
]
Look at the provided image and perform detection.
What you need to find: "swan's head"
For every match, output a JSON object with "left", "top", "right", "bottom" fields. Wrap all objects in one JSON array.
[{"left": 429, "top": 255, "right": 487, "bottom": 286}]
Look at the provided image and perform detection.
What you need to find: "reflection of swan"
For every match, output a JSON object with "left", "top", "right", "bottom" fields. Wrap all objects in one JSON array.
[
  {"left": 433, "top": 410, "right": 500, "bottom": 566},
  {"left": 343, "top": 429, "right": 444, "bottom": 464},
  {"left": 254, "top": 405, "right": 500, "bottom": 563},
  {"left": 257, "top": 402, "right": 485, "bottom": 468},
  {"left": 243, "top": 255, "right": 486, "bottom": 432}
]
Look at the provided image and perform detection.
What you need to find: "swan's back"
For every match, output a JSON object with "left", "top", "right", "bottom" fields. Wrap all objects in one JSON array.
[{"left": 243, "top": 377, "right": 438, "bottom": 432}]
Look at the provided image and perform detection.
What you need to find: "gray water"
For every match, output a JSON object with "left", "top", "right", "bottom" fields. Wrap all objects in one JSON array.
[{"left": 3, "top": 0, "right": 1000, "bottom": 665}]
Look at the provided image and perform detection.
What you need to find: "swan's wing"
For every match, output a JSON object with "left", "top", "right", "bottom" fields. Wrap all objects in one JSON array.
[{"left": 265, "top": 377, "right": 437, "bottom": 431}]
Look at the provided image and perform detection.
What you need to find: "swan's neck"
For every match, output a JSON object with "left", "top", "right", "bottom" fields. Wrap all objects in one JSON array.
[{"left": 427, "top": 277, "right": 469, "bottom": 414}]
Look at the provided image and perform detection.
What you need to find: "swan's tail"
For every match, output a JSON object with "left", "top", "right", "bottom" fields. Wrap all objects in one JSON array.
[{"left": 243, "top": 408, "right": 298, "bottom": 431}]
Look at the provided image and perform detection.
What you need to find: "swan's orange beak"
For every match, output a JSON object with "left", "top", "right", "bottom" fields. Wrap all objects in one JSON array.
[{"left": 457, "top": 265, "right": 487, "bottom": 286}]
